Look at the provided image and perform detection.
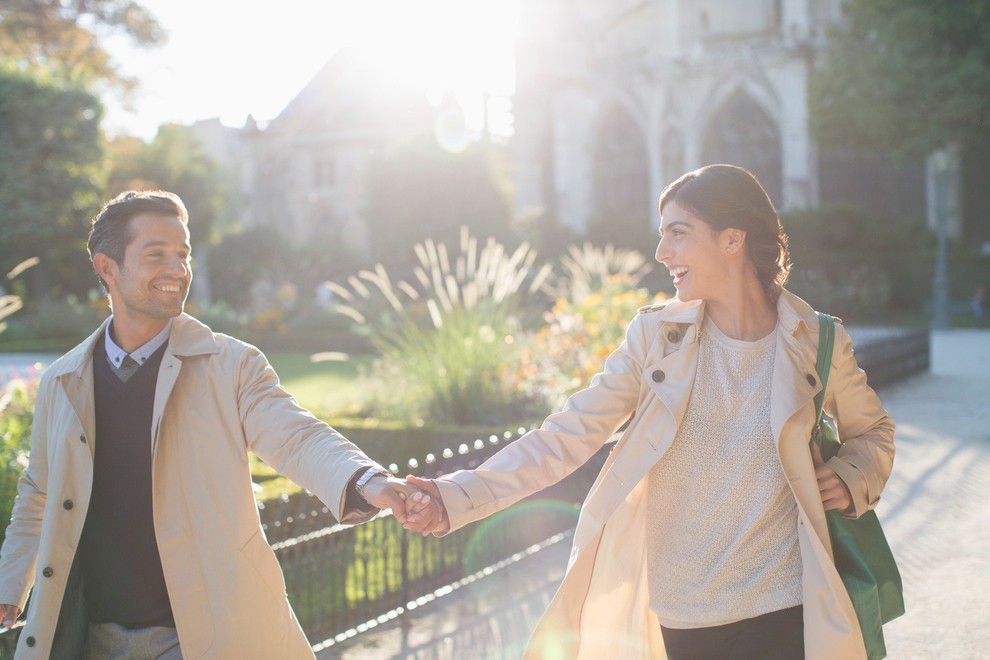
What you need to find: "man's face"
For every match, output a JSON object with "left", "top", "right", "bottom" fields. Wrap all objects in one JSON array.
[{"left": 101, "top": 213, "right": 192, "bottom": 325}]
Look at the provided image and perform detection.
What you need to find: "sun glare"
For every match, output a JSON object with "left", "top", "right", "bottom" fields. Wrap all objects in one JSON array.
[
  {"left": 328, "top": 0, "right": 519, "bottom": 137},
  {"left": 105, "top": 0, "right": 518, "bottom": 141}
]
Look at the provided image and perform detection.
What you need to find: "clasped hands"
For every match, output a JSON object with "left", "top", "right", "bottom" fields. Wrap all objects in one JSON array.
[{"left": 360, "top": 474, "right": 449, "bottom": 535}]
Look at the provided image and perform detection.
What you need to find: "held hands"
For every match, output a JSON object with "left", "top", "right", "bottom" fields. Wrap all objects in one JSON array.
[
  {"left": 1, "top": 603, "right": 20, "bottom": 629},
  {"left": 360, "top": 475, "right": 444, "bottom": 534},
  {"left": 404, "top": 476, "right": 450, "bottom": 536},
  {"left": 812, "top": 443, "right": 854, "bottom": 515}
]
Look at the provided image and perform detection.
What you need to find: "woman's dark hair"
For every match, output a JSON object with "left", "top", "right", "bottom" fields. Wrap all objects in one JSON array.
[
  {"left": 87, "top": 190, "right": 188, "bottom": 291},
  {"left": 658, "top": 164, "right": 791, "bottom": 302}
]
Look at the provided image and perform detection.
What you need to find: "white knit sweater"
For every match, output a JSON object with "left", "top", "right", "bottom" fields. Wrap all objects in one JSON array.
[{"left": 646, "top": 315, "right": 802, "bottom": 628}]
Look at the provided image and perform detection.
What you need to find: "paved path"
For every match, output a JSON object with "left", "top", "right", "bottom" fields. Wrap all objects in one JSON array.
[{"left": 324, "top": 330, "right": 990, "bottom": 659}]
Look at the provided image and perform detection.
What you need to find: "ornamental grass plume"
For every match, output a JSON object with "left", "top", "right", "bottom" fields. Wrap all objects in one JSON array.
[
  {"left": 542, "top": 242, "right": 655, "bottom": 303},
  {"left": 325, "top": 227, "right": 554, "bottom": 425}
]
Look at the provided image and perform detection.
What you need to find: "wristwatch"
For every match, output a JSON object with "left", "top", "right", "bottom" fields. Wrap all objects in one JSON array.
[{"left": 354, "top": 467, "right": 391, "bottom": 500}]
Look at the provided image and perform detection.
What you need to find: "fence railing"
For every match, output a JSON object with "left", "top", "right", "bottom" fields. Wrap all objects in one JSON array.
[
  {"left": 0, "top": 326, "right": 931, "bottom": 656},
  {"left": 271, "top": 435, "right": 609, "bottom": 647}
]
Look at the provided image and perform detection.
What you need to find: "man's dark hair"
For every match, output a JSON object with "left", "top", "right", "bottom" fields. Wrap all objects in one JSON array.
[{"left": 87, "top": 190, "right": 188, "bottom": 291}]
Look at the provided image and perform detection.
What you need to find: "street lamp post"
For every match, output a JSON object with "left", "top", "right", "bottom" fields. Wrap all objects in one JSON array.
[{"left": 932, "top": 151, "right": 951, "bottom": 330}]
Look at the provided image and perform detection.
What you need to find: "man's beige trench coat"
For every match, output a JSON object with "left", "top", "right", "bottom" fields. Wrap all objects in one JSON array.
[
  {"left": 435, "top": 290, "right": 895, "bottom": 659},
  {"left": 0, "top": 314, "right": 382, "bottom": 659}
]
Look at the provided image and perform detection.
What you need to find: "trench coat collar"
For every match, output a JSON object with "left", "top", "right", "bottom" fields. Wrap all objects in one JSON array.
[
  {"left": 648, "top": 289, "right": 819, "bottom": 337},
  {"left": 49, "top": 313, "right": 220, "bottom": 380},
  {"left": 648, "top": 290, "right": 823, "bottom": 444}
]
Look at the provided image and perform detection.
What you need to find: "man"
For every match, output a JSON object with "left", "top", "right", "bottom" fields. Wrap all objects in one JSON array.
[{"left": 0, "top": 190, "right": 436, "bottom": 658}]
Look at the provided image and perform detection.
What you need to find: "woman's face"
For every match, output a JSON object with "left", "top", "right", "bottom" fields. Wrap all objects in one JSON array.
[{"left": 655, "top": 201, "right": 733, "bottom": 302}]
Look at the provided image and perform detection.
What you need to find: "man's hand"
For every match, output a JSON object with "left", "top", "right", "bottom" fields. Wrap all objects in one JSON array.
[
  {"left": 1, "top": 604, "right": 20, "bottom": 629},
  {"left": 812, "top": 443, "right": 854, "bottom": 514},
  {"left": 360, "top": 475, "right": 437, "bottom": 530},
  {"left": 404, "top": 475, "right": 450, "bottom": 536}
]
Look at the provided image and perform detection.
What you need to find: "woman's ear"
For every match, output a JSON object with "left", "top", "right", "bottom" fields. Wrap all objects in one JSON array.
[{"left": 723, "top": 228, "right": 746, "bottom": 255}]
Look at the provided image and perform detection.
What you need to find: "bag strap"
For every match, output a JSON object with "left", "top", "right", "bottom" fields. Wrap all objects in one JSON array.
[{"left": 814, "top": 312, "right": 836, "bottom": 431}]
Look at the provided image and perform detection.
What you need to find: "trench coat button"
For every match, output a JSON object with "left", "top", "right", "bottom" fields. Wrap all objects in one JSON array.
[
  {"left": 42, "top": 567, "right": 53, "bottom": 578},
  {"left": 652, "top": 370, "right": 665, "bottom": 383},
  {"left": 666, "top": 330, "right": 681, "bottom": 343},
  {"left": 62, "top": 499, "right": 74, "bottom": 510},
  {"left": 25, "top": 636, "right": 35, "bottom": 647},
  {"left": 806, "top": 374, "right": 817, "bottom": 386},
  {"left": 79, "top": 434, "right": 87, "bottom": 443}
]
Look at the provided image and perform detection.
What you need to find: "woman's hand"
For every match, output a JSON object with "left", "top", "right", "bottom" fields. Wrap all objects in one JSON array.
[
  {"left": 404, "top": 475, "right": 450, "bottom": 536},
  {"left": 812, "top": 443, "right": 854, "bottom": 515}
]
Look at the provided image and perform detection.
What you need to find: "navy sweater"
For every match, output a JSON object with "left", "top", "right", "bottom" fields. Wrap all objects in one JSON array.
[{"left": 78, "top": 336, "right": 174, "bottom": 628}]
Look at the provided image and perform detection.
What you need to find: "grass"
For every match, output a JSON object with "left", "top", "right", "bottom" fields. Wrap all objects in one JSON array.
[{"left": 266, "top": 351, "right": 374, "bottom": 416}]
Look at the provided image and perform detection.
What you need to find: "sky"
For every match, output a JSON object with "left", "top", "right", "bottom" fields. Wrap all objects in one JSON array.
[{"left": 103, "top": 0, "right": 519, "bottom": 141}]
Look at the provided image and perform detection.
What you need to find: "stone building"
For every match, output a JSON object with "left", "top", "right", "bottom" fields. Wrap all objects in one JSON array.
[
  {"left": 511, "top": 0, "right": 924, "bottom": 234},
  {"left": 193, "top": 47, "right": 439, "bottom": 254}
]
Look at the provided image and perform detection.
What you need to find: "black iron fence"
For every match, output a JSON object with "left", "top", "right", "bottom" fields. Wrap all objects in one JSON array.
[{"left": 269, "top": 432, "right": 609, "bottom": 647}]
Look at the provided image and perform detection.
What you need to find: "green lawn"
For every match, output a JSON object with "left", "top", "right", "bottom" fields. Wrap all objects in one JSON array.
[{"left": 266, "top": 351, "right": 373, "bottom": 416}]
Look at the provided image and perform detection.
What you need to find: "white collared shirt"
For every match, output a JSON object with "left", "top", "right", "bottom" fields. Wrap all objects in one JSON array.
[{"left": 104, "top": 319, "right": 173, "bottom": 368}]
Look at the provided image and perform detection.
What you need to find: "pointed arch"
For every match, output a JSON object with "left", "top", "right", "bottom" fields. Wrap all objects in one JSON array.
[
  {"left": 661, "top": 126, "right": 686, "bottom": 186},
  {"left": 594, "top": 106, "right": 649, "bottom": 218},
  {"left": 701, "top": 89, "right": 782, "bottom": 203}
]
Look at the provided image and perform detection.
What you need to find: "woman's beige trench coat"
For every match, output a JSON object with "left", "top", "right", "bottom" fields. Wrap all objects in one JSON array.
[
  {"left": 0, "top": 314, "right": 382, "bottom": 659},
  {"left": 435, "top": 290, "right": 895, "bottom": 659}
]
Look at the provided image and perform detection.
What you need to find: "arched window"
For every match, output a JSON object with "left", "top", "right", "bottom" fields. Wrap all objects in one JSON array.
[
  {"left": 594, "top": 108, "right": 649, "bottom": 218},
  {"left": 661, "top": 128, "right": 685, "bottom": 186},
  {"left": 702, "top": 91, "right": 782, "bottom": 203}
]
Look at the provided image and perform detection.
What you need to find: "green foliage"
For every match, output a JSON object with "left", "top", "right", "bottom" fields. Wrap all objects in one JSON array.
[
  {"left": 783, "top": 207, "right": 933, "bottom": 319},
  {"left": 207, "top": 226, "right": 294, "bottom": 311},
  {"left": 362, "top": 134, "right": 514, "bottom": 268},
  {"left": 363, "top": 309, "right": 531, "bottom": 425},
  {"left": 811, "top": 0, "right": 990, "bottom": 159},
  {"left": 0, "top": 66, "right": 106, "bottom": 300},
  {"left": 330, "top": 230, "right": 553, "bottom": 425},
  {"left": 514, "top": 275, "right": 665, "bottom": 411},
  {"left": 107, "top": 125, "right": 227, "bottom": 249},
  {"left": 0, "top": 375, "right": 39, "bottom": 545},
  {"left": 0, "top": 0, "right": 165, "bottom": 90}
]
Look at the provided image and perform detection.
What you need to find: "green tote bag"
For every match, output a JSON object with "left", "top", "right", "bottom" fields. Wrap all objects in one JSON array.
[{"left": 812, "top": 313, "right": 905, "bottom": 660}]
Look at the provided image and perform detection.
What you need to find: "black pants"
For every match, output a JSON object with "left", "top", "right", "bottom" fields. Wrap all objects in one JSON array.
[{"left": 660, "top": 605, "right": 804, "bottom": 660}]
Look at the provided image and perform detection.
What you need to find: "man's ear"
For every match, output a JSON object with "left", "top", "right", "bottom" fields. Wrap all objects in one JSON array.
[{"left": 92, "top": 253, "right": 117, "bottom": 287}]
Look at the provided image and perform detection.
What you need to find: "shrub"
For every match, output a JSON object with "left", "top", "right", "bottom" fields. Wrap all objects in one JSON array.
[
  {"left": 0, "top": 373, "right": 40, "bottom": 545},
  {"left": 328, "top": 229, "right": 553, "bottom": 425},
  {"left": 515, "top": 275, "right": 666, "bottom": 411}
]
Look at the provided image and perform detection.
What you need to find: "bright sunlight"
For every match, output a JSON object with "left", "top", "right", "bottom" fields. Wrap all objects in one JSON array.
[{"left": 106, "top": 0, "right": 519, "bottom": 140}]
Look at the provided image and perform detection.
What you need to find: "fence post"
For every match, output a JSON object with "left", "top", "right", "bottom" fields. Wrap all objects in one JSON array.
[{"left": 400, "top": 527, "right": 410, "bottom": 653}]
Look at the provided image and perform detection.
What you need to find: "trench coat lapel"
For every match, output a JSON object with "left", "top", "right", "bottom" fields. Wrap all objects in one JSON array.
[
  {"left": 50, "top": 319, "right": 110, "bottom": 458},
  {"left": 770, "top": 325, "right": 821, "bottom": 445},
  {"left": 150, "top": 314, "right": 219, "bottom": 454},
  {"left": 770, "top": 291, "right": 825, "bottom": 450}
]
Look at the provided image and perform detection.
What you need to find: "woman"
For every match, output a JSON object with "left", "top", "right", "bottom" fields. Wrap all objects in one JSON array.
[{"left": 406, "top": 164, "right": 895, "bottom": 660}]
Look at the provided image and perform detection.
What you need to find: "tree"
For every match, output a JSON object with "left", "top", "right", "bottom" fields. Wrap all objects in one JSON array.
[
  {"left": 0, "top": 0, "right": 164, "bottom": 91},
  {"left": 109, "top": 125, "right": 227, "bottom": 246},
  {"left": 810, "top": 0, "right": 990, "bottom": 159},
  {"left": 108, "top": 124, "right": 229, "bottom": 302},
  {"left": 362, "top": 133, "right": 514, "bottom": 268},
  {"left": 0, "top": 66, "right": 105, "bottom": 300}
]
